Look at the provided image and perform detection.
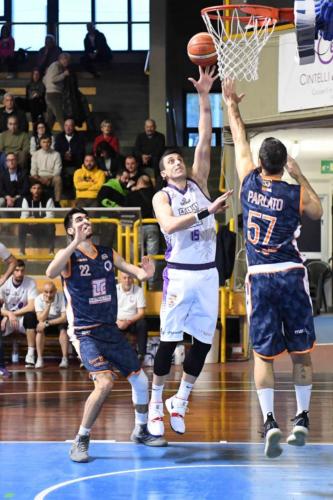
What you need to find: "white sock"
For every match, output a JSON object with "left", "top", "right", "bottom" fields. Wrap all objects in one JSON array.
[
  {"left": 135, "top": 411, "right": 148, "bottom": 425},
  {"left": 257, "top": 388, "right": 275, "bottom": 421},
  {"left": 294, "top": 385, "right": 312, "bottom": 414},
  {"left": 78, "top": 425, "right": 91, "bottom": 436},
  {"left": 150, "top": 384, "right": 164, "bottom": 403},
  {"left": 28, "top": 347, "right": 35, "bottom": 356},
  {"left": 175, "top": 379, "right": 194, "bottom": 401}
]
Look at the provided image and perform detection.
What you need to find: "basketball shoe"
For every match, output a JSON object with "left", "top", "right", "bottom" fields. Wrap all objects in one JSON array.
[
  {"left": 263, "top": 412, "right": 283, "bottom": 458},
  {"left": 147, "top": 402, "right": 165, "bottom": 436},
  {"left": 165, "top": 396, "right": 188, "bottom": 434},
  {"left": 286, "top": 411, "right": 309, "bottom": 446},
  {"left": 25, "top": 352, "right": 35, "bottom": 368},
  {"left": 131, "top": 424, "right": 167, "bottom": 447},
  {"left": 69, "top": 434, "right": 90, "bottom": 462},
  {"left": 0, "top": 366, "right": 12, "bottom": 378}
]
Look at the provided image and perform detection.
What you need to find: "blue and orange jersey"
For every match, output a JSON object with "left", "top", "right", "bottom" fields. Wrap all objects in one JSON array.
[
  {"left": 241, "top": 169, "right": 303, "bottom": 267},
  {"left": 62, "top": 244, "right": 117, "bottom": 330}
]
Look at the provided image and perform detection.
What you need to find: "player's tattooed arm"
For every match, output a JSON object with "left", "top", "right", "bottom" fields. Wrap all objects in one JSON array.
[
  {"left": 113, "top": 252, "right": 155, "bottom": 281},
  {"left": 222, "top": 78, "right": 256, "bottom": 183},
  {"left": 286, "top": 156, "right": 323, "bottom": 220}
]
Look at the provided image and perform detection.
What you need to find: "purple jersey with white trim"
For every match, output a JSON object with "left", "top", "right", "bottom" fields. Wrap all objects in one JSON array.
[
  {"left": 160, "top": 178, "right": 216, "bottom": 265},
  {"left": 241, "top": 169, "right": 303, "bottom": 266}
]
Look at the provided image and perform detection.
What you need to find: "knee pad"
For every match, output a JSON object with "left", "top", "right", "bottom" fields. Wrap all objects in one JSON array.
[
  {"left": 128, "top": 369, "right": 149, "bottom": 405},
  {"left": 23, "top": 311, "right": 38, "bottom": 329},
  {"left": 183, "top": 338, "right": 211, "bottom": 378},
  {"left": 153, "top": 341, "right": 178, "bottom": 377}
]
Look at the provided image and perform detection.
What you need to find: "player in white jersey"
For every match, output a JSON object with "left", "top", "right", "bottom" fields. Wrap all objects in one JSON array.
[
  {"left": 0, "top": 259, "right": 38, "bottom": 368},
  {"left": 147, "top": 66, "right": 233, "bottom": 437},
  {"left": 0, "top": 242, "right": 17, "bottom": 377}
]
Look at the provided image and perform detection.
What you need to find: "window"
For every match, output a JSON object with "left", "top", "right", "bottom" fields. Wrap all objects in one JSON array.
[
  {"left": 10, "top": 0, "right": 150, "bottom": 51},
  {"left": 12, "top": 0, "right": 47, "bottom": 51},
  {"left": 185, "top": 93, "right": 223, "bottom": 147},
  {"left": 0, "top": 1, "right": 4, "bottom": 17}
]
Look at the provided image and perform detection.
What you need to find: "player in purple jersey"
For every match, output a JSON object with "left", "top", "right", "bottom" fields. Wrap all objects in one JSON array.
[
  {"left": 223, "top": 78, "right": 322, "bottom": 458},
  {"left": 47, "top": 208, "right": 166, "bottom": 462}
]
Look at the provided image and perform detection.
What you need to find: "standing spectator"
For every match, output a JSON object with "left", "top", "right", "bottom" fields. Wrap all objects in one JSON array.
[
  {"left": 125, "top": 155, "right": 142, "bottom": 189},
  {"left": 19, "top": 180, "right": 55, "bottom": 255},
  {"left": 30, "top": 135, "right": 62, "bottom": 202},
  {"left": 133, "top": 119, "right": 165, "bottom": 181},
  {"left": 34, "top": 281, "right": 69, "bottom": 369},
  {"left": 0, "top": 23, "right": 15, "bottom": 79},
  {"left": 97, "top": 166, "right": 129, "bottom": 208},
  {"left": 73, "top": 153, "right": 105, "bottom": 207},
  {"left": 116, "top": 272, "right": 148, "bottom": 364},
  {"left": 93, "top": 119, "right": 119, "bottom": 155},
  {"left": 37, "top": 34, "right": 62, "bottom": 75},
  {"left": 0, "top": 152, "right": 29, "bottom": 209},
  {"left": 0, "top": 242, "right": 17, "bottom": 378},
  {"left": 95, "top": 141, "right": 121, "bottom": 179},
  {"left": 30, "top": 121, "right": 54, "bottom": 154},
  {"left": 25, "top": 68, "right": 46, "bottom": 126},
  {"left": 0, "top": 259, "right": 38, "bottom": 368},
  {"left": 81, "top": 23, "right": 112, "bottom": 77},
  {"left": 43, "top": 52, "right": 71, "bottom": 130},
  {"left": 0, "top": 116, "right": 30, "bottom": 171},
  {"left": 0, "top": 93, "right": 28, "bottom": 133},
  {"left": 54, "top": 118, "right": 86, "bottom": 198}
]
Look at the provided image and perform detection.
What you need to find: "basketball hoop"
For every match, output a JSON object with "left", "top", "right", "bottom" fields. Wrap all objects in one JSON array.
[{"left": 201, "top": 4, "right": 294, "bottom": 81}]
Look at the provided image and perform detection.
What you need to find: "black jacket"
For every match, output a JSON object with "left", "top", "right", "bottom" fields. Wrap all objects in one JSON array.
[
  {"left": 84, "top": 30, "right": 112, "bottom": 59},
  {"left": 134, "top": 132, "right": 165, "bottom": 160},
  {"left": 54, "top": 132, "right": 86, "bottom": 169},
  {"left": 0, "top": 168, "right": 30, "bottom": 199},
  {"left": 126, "top": 186, "right": 155, "bottom": 219},
  {"left": 0, "top": 107, "right": 28, "bottom": 133}
]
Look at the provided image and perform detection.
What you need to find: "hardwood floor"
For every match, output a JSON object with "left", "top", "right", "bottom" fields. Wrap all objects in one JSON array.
[{"left": 1, "top": 354, "right": 332, "bottom": 443}]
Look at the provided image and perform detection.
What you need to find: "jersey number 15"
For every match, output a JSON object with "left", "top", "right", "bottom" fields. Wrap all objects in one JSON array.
[{"left": 247, "top": 210, "right": 277, "bottom": 245}]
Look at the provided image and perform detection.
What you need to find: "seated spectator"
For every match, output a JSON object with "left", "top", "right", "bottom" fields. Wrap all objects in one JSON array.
[
  {"left": 30, "top": 121, "right": 54, "bottom": 154},
  {"left": 0, "top": 259, "right": 38, "bottom": 368},
  {"left": 116, "top": 272, "right": 148, "bottom": 363},
  {"left": 0, "top": 23, "right": 15, "bottom": 80},
  {"left": 97, "top": 166, "right": 129, "bottom": 208},
  {"left": 34, "top": 281, "right": 69, "bottom": 369},
  {"left": 0, "top": 116, "right": 30, "bottom": 171},
  {"left": 0, "top": 93, "right": 28, "bottom": 133},
  {"left": 54, "top": 118, "right": 85, "bottom": 198},
  {"left": 125, "top": 155, "right": 142, "bottom": 189},
  {"left": 25, "top": 68, "right": 46, "bottom": 126},
  {"left": 127, "top": 174, "right": 160, "bottom": 256},
  {"left": 0, "top": 243, "right": 16, "bottom": 378},
  {"left": 0, "top": 152, "right": 29, "bottom": 209},
  {"left": 37, "top": 34, "right": 62, "bottom": 75},
  {"left": 19, "top": 180, "right": 55, "bottom": 255},
  {"left": 81, "top": 23, "right": 112, "bottom": 77},
  {"left": 43, "top": 52, "right": 71, "bottom": 130},
  {"left": 30, "top": 135, "right": 62, "bottom": 202},
  {"left": 133, "top": 119, "right": 165, "bottom": 181},
  {"left": 73, "top": 153, "right": 105, "bottom": 207},
  {"left": 93, "top": 119, "right": 119, "bottom": 155},
  {"left": 96, "top": 141, "right": 122, "bottom": 179}
]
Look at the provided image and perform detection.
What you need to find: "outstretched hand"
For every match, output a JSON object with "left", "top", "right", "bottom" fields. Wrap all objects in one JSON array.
[
  {"left": 208, "top": 189, "right": 234, "bottom": 215},
  {"left": 222, "top": 77, "right": 245, "bottom": 106},
  {"left": 73, "top": 221, "right": 91, "bottom": 246},
  {"left": 188, "top": 65, "right": 219, "bottom": 95},
  {"left": 138, "top": 256, "right": 155, "bottom": 281}
]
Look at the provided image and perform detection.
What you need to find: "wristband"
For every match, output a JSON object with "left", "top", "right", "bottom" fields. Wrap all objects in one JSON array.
[{"left": 196, "top": 209, "right": 210, "bottom": 221}]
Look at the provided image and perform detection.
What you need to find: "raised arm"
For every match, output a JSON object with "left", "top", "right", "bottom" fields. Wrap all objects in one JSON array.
[
  {"left": 153, "top": 189, "right": 233, "bottom": 235},
  {"left": 113, "top": 253, "right": 155, "bottom": 282},
  {"left": 285, "top": 156, "right": 323, "bottom": 220},
  {"left": 222, "top": 78, "right": 255, "bottom": 183},
  {"left": 190, "top": 66, "right": 219, "bottom": 194}
]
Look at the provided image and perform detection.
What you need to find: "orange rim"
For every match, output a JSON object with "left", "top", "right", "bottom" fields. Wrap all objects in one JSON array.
[{"left": 201, "top": 4, "right": 294, "bottom": 24}]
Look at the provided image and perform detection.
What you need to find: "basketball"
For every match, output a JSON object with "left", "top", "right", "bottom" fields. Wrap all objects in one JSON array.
[{"left": 187, "top": 32, "right": 217, "bottom": 67}]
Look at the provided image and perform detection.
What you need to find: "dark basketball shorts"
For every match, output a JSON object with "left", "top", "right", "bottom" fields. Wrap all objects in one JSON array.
[
  {"left": 245, "top": 267, "right": 316, "bottom": 358},
  {"left": 75, "top": 324, "right": 141, "bottom": 377}
]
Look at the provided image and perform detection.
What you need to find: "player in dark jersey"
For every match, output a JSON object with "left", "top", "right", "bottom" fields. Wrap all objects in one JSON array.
[
  {"left": 223, "top": 78, "right": 323, "bottom": 458},
  {"left": 46, "top": 208, "right": 166, "bottom": 462}
]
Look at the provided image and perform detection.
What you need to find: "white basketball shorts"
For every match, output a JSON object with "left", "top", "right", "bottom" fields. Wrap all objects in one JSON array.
[{"left": 160, "top": 266, "right": 219, "bottom": 344}]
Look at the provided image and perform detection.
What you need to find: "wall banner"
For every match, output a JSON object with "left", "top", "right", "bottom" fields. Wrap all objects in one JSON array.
[{"left": 278, "top": 33, "right": 333, "bottom": 112}]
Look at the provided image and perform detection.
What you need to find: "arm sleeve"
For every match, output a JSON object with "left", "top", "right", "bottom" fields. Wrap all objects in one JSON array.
[
  {"left": 45, "top": 198, "right": 55, "bottom": 219},
  {"left": 20, "top": 198, "right": 30, "bottom": 219},
  {"left": 136, "top": 287, "right": 146, "bottom": 308},
  {"left": 34, "top": 295, "right": 43, "bottom": 312},
  {"left": 28, "top": 280, "right": 39, "bottom": 300},
  {"left": 30, "top": 152, "right": 38, "bottom": 176},
  {"left": 53, "top": 152, "right": 62, "bottom": 176},
  {"left": 0, "top": 243, "right": 11, "bottom": 261}
]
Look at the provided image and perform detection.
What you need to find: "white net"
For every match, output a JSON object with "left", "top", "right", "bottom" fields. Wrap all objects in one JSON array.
[{"left": 202, "top": 8, "right": 277, "bottom": 82}]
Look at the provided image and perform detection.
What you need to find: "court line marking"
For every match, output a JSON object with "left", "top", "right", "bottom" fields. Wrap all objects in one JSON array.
[
  {"left": 1, "top": 441, "right": 333, "bottom": 445},
  {"left": 1, "top": 388, "right": 333, "bottom": 396},
  {"left": 34, "top": 464, "right": 298, "bottom": 500},
  {"left": 4, "top": 380, "right": 333, "bottom": 385}
]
